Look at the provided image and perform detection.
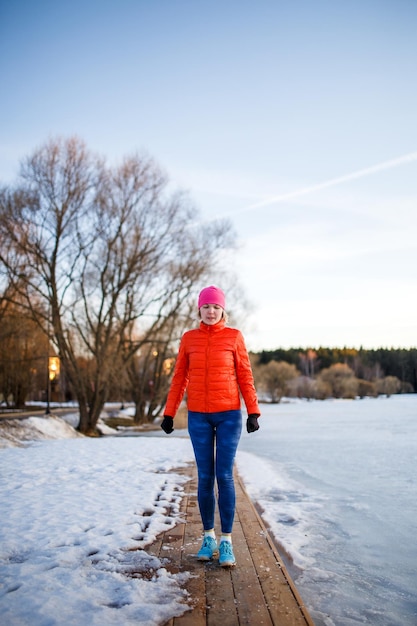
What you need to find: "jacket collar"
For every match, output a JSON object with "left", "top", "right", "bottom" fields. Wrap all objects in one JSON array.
[{"left": 199, "top": 319, "right": 226, "bottom": 333}]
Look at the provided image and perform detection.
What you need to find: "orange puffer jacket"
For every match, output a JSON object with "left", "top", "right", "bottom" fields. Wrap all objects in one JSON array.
[{"left": 164, "top": 319, "right": 260, "bottom": 417}]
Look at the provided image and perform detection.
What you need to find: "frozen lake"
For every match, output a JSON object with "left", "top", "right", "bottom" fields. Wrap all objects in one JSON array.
[{"left": 237, "top": 394, "right": 417, "bottom": 626}]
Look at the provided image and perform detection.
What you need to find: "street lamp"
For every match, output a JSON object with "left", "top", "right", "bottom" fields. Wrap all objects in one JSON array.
[{"left": 46, "top": 356, "right": 60, "bottom": 415}]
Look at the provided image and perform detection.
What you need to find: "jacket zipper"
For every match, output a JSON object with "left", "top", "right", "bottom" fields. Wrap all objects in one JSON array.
[{"left": 205, "top": 328, "right": 212, "bottom": 412}]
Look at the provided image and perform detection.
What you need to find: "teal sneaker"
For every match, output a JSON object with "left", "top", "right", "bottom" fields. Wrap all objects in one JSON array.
[
  {"left": 197, "top": 536, "right": 218, "bottom": 561},
  {"left": 219, "top": 540, "right": 236, "bottom": 567}
]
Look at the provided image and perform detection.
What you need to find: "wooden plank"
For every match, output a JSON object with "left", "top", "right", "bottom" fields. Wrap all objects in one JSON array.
[
  {"left": 236, "top": 474, "right": 314, "bottom": 626},
  {"left": 202, "top": 502, "right": 238, "bottom": 626},
  {"left": 173, "top": 473, "right": 207, "bottom": 626},
  {"left": 205, "top": 566, "right": 238, "bottom": 626},
  {"left": 231, "top": 515, "right": 274, "bottom": 625},
  {"left": 158, "top": 464, "right": 314, "bottom": 626}
]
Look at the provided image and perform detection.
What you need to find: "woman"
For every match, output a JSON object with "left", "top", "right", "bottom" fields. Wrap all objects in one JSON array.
[{"left": 161, "top": 285, "right": 260, "bottom": 567}]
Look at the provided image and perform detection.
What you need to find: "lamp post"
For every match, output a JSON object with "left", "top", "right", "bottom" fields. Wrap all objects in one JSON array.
[
  {"left": 45, "top": 355, "right": 51, "bottom": 414},
  {"left": 46, "top": 357, "right": 60, "bottom": 414},
  {"left": 45, "top": 299, "right": 58, "bottom": 415}
]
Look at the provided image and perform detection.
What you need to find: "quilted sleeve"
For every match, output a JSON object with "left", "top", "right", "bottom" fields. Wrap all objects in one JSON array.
[
  {"left": 164, "top": 335, "right": 189, "bottom": 418},
  {"left": 234, "top": 331, "right": 261, "bottom": 416}
]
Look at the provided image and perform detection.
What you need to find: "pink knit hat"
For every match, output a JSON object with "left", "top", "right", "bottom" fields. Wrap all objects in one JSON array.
[{"left": 198, "top": 285, "right": 226, "bottom": 309}]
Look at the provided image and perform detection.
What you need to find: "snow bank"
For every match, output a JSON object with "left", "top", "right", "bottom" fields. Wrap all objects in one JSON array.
[{"left": 0, "top": 414, "right": 83, "bottom": 448}]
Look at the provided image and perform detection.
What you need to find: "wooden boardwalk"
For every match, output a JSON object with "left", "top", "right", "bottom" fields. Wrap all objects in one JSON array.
[{"left": 148, "top": 465, "right": 314, "bottom": 626}]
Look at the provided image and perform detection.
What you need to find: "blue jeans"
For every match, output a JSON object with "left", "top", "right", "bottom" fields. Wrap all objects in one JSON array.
[{"left": 188, "top": 410, "right": 242, "bottom": 534}]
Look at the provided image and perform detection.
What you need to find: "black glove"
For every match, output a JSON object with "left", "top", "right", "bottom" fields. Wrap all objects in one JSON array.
[
  {"left": 161, "top": 416, "right": 174, "bottom": 434},
  {"left": 246, "top": 414, "right": 260, "bottom": 433}
]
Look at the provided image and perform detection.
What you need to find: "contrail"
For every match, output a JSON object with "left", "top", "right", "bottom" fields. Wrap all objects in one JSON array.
[{"left": 236, "top": 151, "right": 417, "bottom": 215}]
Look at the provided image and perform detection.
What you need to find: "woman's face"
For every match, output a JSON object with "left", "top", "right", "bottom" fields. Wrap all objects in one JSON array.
[{"left": 200, "top": 304, "right": 223, "bottom": 326}]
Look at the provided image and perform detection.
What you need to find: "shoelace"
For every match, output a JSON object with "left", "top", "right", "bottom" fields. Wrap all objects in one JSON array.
[
  {"left": 203, "top": 537, "right": 215, "bottom": 548},
  {"left": 220, "top": 541, "right": 233, "bottom": 555}
]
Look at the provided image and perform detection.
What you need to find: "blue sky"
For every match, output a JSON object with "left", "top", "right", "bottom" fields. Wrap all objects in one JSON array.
[{"left": 1, "top": 0, "right": 416, "bottom": 350}]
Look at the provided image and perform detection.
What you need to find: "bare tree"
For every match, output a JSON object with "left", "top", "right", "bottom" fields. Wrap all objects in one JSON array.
[
  {"left": 255, "top": 360, "right": 299, "bottom": 403},
  {"left": 0, "top": 265, "right": 50, "bottom": 407},
  {"left": 0, "top": 301, "right": 48, "bottom": 407},
  {"left": 376, "top": 376, "right": 401, "bottom": 397},
  {"left": 317, "top": 363, "right": 358, "bottom": 399},
  {"left": 0, "top": 137, "right": 235, "bottom": 433}
]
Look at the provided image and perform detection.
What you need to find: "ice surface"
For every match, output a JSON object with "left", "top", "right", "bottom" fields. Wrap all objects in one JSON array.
[{"left": 237, "top": 395, "right": 417, "bottom": 626}]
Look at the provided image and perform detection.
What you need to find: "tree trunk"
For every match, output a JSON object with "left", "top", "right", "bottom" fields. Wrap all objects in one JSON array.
[{"left": 133, "top": 400, "right": 147, "bottom": 425}]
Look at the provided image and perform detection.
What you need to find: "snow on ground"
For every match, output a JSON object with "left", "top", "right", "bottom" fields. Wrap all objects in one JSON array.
[
  {"left": 0, "top": 414, "right": 83, "bottom": 448},
  {"left": 0, "top": 414, "right": 197, "bottom": 626}
]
